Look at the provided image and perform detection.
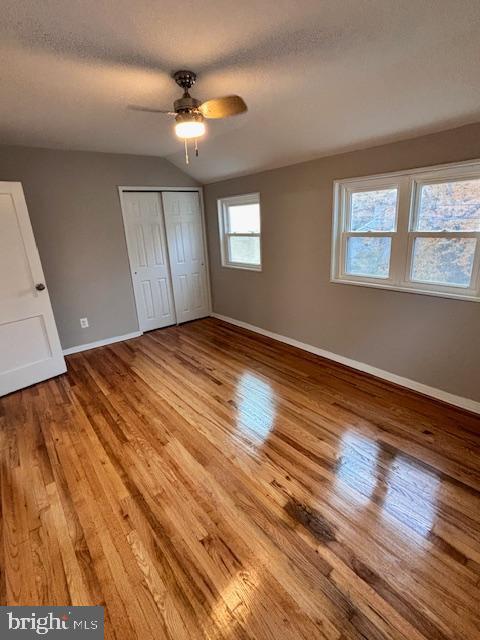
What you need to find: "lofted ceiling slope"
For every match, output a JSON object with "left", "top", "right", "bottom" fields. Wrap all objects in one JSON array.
[{"left": 1, "top": 1, "right": 480, "bottom": 183}]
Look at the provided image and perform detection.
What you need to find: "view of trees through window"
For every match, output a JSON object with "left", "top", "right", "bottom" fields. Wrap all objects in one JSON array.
[
  {"left": 346, "top": 237, "right": 391, "bottom": 278},
  {"left": 346, "top": 189, "right": 396, "bottom": 278},
  {"left": 417, "top": 179, "right": 480, "bottom": 231},
  {"left": 350, "top": 188, "right": 397, "bottom": 231},
  {"left": 412, "top": 237, "right": 476, "bottom": 286},
  {"left": 228, "top": 236, "right": 261, "bottom": 265},
  {"left": 412, "top": 179, "right": 480, "bottom": 286},
  {"left": 344, "top": 178, "right": 480, "bottom": 287}
]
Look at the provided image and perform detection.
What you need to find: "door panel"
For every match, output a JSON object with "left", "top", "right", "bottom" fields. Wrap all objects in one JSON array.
[
  {"left": 0, "top": 194, "right": 34, "bottom": 297},
  {"left": 162, "top": 192, "right": 209, "bottom": 323},
  {"left": 135, "top": 226, "right": 148, "bottom": 266},
  {"left": 1, "top": 315, "right": 52, "bottom": 372},
  {"left": 152, "top": 224, "right": 166, "bottom": 265},
  {"left": 0, "top": 182, "right": 66, "bottom": 396},
  {"left": 157, "top": 277, "right": 172, "bottom": 317},
  {"left": 141, "top": 279, "right": 155, "bottom": 319},
  {"left": 122, "top": 192, "right": 176, "bottom": 331}
]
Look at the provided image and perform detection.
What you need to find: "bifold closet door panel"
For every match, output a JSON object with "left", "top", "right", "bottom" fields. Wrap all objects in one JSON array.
[
  {"left": 122, "top": 191, "right": 176, "bottom": 331},
  {"left": 162, "top": 191, "right": 209, "bottom": 324}
]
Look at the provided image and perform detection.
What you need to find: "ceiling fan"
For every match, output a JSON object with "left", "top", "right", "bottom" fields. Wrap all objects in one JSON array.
[{"left": 129, "top": 70, "right": 247, "bottom": 164}]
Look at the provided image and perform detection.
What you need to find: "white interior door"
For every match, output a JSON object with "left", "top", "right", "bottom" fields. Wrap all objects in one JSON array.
[
  {"left": 162, "top": 191, "right": 210, "bottom": 324},
  {"left": 0, "top": 182, "right": 66, "bottom": 396},
  {"left": 122, "top": 192, "right": 176, "bottom": 331}
]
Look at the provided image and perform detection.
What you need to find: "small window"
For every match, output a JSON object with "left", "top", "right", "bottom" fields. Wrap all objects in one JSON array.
[
  {"left": 332, "top": 161, "right": 480, "bottom": 301},
  {"left": 218, "top": 194, "right": 261, "bottom": 270}
]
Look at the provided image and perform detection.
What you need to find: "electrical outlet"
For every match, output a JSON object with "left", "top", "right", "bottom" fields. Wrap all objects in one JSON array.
[{"left": 80, "top": 317, "right": 89, "bottom": 328}]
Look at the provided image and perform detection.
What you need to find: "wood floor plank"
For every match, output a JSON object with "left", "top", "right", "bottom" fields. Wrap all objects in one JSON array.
[{"left": 1, "top": 317, "right": 479, "bottom": 639}]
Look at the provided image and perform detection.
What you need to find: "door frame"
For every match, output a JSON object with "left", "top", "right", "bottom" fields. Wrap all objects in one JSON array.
[{"left": 118, "top": 186, "right": 212, "bottom": 333}]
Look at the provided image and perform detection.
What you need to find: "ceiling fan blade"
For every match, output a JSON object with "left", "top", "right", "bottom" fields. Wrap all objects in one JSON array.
[
  {"left": 128, "top": 105, "right": 176, "bottom": 115},
  {"left": 198, "top": 95, "right": 247, "bottom": 119}
]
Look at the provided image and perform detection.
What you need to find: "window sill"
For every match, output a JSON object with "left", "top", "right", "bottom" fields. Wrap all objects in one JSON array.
[
  {"left": 222, "top": 262, "right": 262, "bottom": 272},
  {"left": 330, "top": 277, "right": 480, "bottom": 303}
]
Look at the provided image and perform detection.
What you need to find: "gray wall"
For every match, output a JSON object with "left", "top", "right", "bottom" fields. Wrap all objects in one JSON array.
[
  {"left": 204, "top": 123, "right": 480, "bottom": 403},
  {"left": 0, "top": 145, "right": 197, "bottom": 349}
]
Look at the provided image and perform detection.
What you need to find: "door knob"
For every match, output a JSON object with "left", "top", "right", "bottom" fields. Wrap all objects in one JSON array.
[{"left": 35, "top": 283, "right": 46, "bottom": 291}]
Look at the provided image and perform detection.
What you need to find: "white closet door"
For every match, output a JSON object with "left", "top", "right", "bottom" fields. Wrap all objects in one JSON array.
[
  {"left": 0, "top": 182, "right": 66, "bottom": 396},
  {"left": 122, "top": 192, "right": 176, "bottom": 331},
  {"left": 162, "top": 192, "right": 210, "bottom": 323}
]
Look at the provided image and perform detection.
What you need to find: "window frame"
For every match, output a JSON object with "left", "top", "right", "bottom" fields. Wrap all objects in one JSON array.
[
  {"left": 331, "top": 160, "right": 480, "bottom": 302},
  {"left": 217, "top": 193, "right": 262, "bottom": 271}
]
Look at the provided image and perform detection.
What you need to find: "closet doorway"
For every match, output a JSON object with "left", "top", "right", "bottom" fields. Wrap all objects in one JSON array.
[{"left": 119, "top": 187, "right": 210, "bottom": 332}]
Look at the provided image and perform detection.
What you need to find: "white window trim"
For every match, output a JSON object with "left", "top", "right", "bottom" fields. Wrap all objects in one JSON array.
[
  {"left": 331, "top": 159, "right": 480, "bottom": 302},
  {"left": 218, "top": 193, "right": 262, "bottom": 271}
]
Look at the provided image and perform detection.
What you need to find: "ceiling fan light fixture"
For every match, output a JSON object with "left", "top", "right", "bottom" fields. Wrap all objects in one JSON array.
[
  {"left": 174, "top": 113, "right": 206, "bottom": 139},
  {"left": 130, "top": 70, "right": 247, "bottom": 163}
]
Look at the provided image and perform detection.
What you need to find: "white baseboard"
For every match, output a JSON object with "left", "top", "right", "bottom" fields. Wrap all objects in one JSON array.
[
  {"left": 63, "top": 331, "right": 143, "bottom": 355},
  {"left": 211, "top": 313, "right": 480, "bottom": 415}
]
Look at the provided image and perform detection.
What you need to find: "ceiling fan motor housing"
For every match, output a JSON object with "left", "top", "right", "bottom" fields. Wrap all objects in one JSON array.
[{"left": 174, "top": 94, "right": 201, "bottom": 113}]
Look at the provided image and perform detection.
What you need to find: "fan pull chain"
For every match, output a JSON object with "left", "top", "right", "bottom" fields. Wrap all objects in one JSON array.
[
  {"left": 194, "top": 138, "right": 199, "bottom": 157},
  {"left": 184, "top": 139, "right": 189, "bottom": 164}
]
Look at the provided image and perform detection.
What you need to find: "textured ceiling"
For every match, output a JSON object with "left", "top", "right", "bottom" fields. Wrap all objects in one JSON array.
[{"left": 1, "top": 1, "right": 480, "bottom": 182}]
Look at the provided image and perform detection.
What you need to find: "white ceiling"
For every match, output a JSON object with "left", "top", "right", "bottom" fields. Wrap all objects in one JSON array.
[{"left": 1, "top": 1, "right": 480, "bottom": 183}]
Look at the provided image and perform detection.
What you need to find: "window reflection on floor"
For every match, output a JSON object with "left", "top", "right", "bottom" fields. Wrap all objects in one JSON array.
[
  {"left": 380, "top": 452, "right": 440, "bottom": 537},
  {"left": 335, "top": 430, "right": 381, "bottom": 505},
  {"left": 235, "top": 372, "right": 276, "bottom": 440},
  {"left": 335, "top": 430, "right": 440, "bottom": 537}
]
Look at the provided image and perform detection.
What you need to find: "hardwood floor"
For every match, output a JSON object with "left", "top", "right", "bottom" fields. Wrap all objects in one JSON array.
[{"left": 1, "top": 317, "right": 479, "bottom": 639}]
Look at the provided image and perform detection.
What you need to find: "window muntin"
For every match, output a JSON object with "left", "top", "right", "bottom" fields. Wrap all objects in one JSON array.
[
  {"left": 218, "top": 194, "right": 261, "bottom": 270},
  {"left": 332, "top": 161, "right": 480, "bottom": 301}
]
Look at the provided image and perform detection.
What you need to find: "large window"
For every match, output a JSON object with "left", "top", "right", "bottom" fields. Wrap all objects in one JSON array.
[
  {"left": 331, "top": 161, "right": 480, "bottom": 301},
  {"left": 218, "top": 193, "right": 261, "bottom": 270}
]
